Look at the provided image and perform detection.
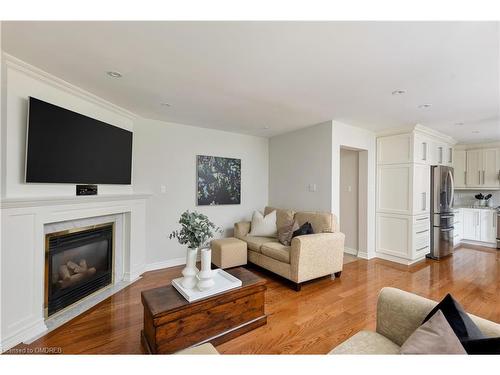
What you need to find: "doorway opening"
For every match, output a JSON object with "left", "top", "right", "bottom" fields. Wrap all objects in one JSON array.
[{"left": 339, "top": 147, "right": 368, "bottom": 257}]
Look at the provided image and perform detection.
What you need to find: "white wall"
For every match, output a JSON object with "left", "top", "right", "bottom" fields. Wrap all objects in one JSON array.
[
  {"left": 133, "top": 118, "right": 269, "bottom": 267},
  {"left": 1, "top": 55, "right": 135, "bottom": 198},
  {"left": 268, "top": 121, "right": 332, "bottom": 211},
  {"left": 332, "top": 121, "right": 376, "bottom": 259},
  {"left": 340, "top": 148, "right": 359, "bottom": 252}
]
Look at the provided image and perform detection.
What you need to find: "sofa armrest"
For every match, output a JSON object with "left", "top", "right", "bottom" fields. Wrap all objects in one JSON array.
[
  {"left": 376, "top": 287, "right": 500, "bottom": 345},
  {"left": 290, "top": 232, "right": 345, "bottom": 283},
  {"left": 234, "top": 221, "right": 251, "bottom": 239},
  {"left": 376, "top": 287, "right": 436, "bottom": 346}
]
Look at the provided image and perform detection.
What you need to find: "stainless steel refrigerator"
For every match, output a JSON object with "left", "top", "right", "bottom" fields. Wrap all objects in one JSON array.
[{"left": 427, "top": 165, "right": 455, "bottom": 260}]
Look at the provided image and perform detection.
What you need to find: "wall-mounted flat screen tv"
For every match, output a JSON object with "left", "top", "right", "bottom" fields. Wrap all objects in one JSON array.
[{"left": 25, "top": 97, "right": 133, "bottom": 184}]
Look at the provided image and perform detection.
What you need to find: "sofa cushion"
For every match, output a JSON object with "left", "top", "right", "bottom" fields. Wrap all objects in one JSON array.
[
  {"left": 294, "top": 211, "right": 334, "bottom": 233},
  {"left": 261, "top": 242, "right": 291, "bottom": 263},
  {"left": 265, "top": 206, "right": 295, "bottom": 230},
  {"left": 329, "top": 331, "right": 400, "bottom": 354},
  {"left": 242, "top": 236, "right": 278, "bottom": 252}
]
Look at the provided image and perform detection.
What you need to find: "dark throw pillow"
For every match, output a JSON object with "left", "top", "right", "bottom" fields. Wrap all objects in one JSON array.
[
  {"left": 422, "top": 294, "right": 484, "bottom": 342},
  {"left": 461, "top": 337, "right": 500, "bottom": 355},
  {"left": 292, "top": 222, "right": 314, "bottom": 238}
]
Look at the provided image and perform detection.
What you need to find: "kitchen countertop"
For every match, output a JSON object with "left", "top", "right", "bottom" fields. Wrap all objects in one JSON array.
[{"left": 454, "top": 205, "right": 499, "bottom": 210}]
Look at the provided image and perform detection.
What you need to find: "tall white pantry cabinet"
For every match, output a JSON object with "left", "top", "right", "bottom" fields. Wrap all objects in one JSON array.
[{"left": 376, "top": 126, "right": 456, "bottom": 264}]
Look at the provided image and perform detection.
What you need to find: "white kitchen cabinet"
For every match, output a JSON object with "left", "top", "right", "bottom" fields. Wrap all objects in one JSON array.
[
  {"left": 480, "top": 209, "right": 497, "bottom": 243},
  {"left": 466, "top": 150, "right": 482, "bottom": 187},
  {"left": 460, "top": 148, "right": 500, "bottom": 189},
  {"left": 376, "top": 213, "right": 430, "bottom": 261},
  {"left": 377, "top": 163, "right": 429, "bottom": 215},
  {"left": 376, "top": 126, "right": 453, "bottom": 264},
  {"left": 481, "top": 148, "right": 500, "bottom": 188},
  {"left": 461, "top": 208, "right": 497, "bottom": 244},
  {"left": 462, "top": 209, "right": 479, "bottom": 241},
  {"left": 429, "top": 141, "right": 449, "bottom": 166},
  {"left": 453, "top": 150, "right": 467, "bottom": 188},
  {"left": 447, "top": 146, "right": 453, "bottom": 166},
  {"left": 413, "top": 164, "right": 430, "bottom": 214},
  {"left": 453, "top": 209, "right": 462, "bottom": 246},
  {"left": 377, "top": 134, "right": 412, "bottom": 164},
  {"left": 413, "top": 133, "right": 430, "bottom": 164}
]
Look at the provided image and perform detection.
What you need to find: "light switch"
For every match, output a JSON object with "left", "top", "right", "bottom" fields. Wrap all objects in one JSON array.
[
  {"left": 348, "top": 185, "right": 352, "bottom": 192},
  {"left": 160, "top": 185, "right": 167, "bottom": 193}
]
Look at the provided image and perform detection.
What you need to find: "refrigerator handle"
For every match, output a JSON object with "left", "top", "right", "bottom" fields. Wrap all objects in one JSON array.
[{"left": 448, "top": 169, "right": 454, "bottom": 207}]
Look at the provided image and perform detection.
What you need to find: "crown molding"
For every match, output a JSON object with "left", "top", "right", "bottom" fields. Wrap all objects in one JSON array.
[
  {"left": 454, "top": 141, "right": 500, "bottom": 150},
  {"left": 376, "top": 124, "right": 456, "bottom": 145},
  {"left": 2, "top": 53, "right": 137, "bottom": 121}
]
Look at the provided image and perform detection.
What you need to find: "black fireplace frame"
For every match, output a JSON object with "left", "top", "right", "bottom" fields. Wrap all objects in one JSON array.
[{"left": 44, "top": 222, "right": 114, "bottom": 317}]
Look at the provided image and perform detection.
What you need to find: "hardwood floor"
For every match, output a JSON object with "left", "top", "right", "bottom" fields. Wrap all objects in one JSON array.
[{"left": 9, "top": 245, "right": 500, "bottom": 354}]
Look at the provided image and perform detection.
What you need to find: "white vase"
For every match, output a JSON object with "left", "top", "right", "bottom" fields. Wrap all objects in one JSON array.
[
  {"left": 180, "top": 248, "right": 199, "bottom": 289},
  {"left": 196, "top": 247, "right": 215, "bottom": 291}
]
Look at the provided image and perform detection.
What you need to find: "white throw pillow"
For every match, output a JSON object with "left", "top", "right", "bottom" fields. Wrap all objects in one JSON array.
[{"left": 249, "top": 210, "right": 277, "bottom": 237}]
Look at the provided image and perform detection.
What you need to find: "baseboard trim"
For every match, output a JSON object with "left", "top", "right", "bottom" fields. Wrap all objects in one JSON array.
[
  {"left": 357, "top": 251, "right": 372, "bottom": 260},
  {"left": 344, "top": 247, "right": 358, "bottom": 256},
  {"left": 143, "top": 257, "right": 186, "bottom": 272},
  {"left": 1, "top": 318, "right": 47, "bottom": 353},
  {"left": 459, "top": 240, "right": 497, "bottom": 249},
  {"left": 375, "top": 252, "right": 425, "bottom": 265}
]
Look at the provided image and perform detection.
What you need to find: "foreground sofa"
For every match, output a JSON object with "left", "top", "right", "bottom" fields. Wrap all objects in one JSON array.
[
  {"left": 234, "top": 206, "right": 345, "bottom": 290},
  {"left": 330, "top": 287, "right": 500, "bottom": 354}
]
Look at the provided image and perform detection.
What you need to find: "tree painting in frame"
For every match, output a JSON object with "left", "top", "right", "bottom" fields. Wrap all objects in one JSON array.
[{"left": 197, "top": 155, "right": 241, "bottom": 205}]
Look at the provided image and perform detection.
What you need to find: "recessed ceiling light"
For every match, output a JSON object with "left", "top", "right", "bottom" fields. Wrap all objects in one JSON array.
[
  {"left": 418, "top": 104, "right": 432, "bottom": 109},
  {"left": 472, "top": 130, "right": 480, "bottom": 134},
  {"left": 161, "top": 102, "right": 171, "bottom": 107},
  {"left": 455, "top": 122, "right": 465, "bottom": 126},
  {"left": 391, "top": 89, "right": 406, "bottom": 95},
  {"left": 106, "top": 71, "right": 122, "bottom": 78}
]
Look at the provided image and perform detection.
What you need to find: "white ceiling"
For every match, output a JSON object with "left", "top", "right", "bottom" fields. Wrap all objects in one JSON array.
[{"left": 2, "top": 21, "right": 499, "bottom": 142}]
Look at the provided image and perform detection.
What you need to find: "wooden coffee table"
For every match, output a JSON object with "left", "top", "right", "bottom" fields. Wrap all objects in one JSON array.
[{"left": 141, "top": 267, "right": 267, "bottom": 354}]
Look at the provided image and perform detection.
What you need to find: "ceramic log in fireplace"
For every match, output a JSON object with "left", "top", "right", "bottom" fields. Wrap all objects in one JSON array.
[{"left": 45, "top": 223, "right": 114, "bottom": 317}]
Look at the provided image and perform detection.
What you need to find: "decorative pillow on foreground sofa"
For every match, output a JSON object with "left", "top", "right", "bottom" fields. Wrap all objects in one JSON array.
[{"left": 408, "top": 293, "right": 500, "bottom": 355}]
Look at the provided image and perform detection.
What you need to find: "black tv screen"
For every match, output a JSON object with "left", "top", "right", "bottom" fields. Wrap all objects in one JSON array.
[{"left": 25, "top": 97, "right": 133, "bottom": 184}]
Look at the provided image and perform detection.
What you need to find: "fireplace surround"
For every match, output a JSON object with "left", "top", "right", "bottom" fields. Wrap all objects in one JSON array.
[
  {"left": 0, "top": 193, "right": 148, "bottom": 352},
  {"left": 45, "top": 223, "right": 114, "bottom": 317}
]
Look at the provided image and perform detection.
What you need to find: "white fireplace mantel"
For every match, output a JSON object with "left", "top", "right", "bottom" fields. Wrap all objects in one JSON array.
[{"left": 0, "top": 193, "right": 150, "bottom": 352}]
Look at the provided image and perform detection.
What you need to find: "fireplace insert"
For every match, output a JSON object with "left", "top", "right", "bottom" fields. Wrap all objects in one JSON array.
[{"left": 45, "top": 223, "right": 113, "bottom": 317}]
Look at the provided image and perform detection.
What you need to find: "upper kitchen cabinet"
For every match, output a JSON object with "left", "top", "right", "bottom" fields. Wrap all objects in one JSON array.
[
  {"left": 454, "top": 146, "right": 500, "bottom": 189},
  {"left": 428, "top": 140, "right": 453, "bottom": 166},
  {"left": 465, "top": 149, "right": 482, "bottom": 186},
  {"left": 377, "top": 133, "right": 413, "bottom": 164},
  {"left": 377, "top": 126, "right": 455, "bottom": 166},
  {"left": 482, "top": 148, "right": 500, "bottom": 188},
  {"left": 453, "top": 150, "right": 467, "bottom": 188}
]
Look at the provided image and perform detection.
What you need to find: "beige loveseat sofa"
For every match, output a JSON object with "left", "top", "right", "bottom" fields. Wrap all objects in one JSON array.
[
  {"left": 234, "top": 206, "right": 345, "bottom": 290},
  {"left": 331, "top": 287, "right": 500, "bottom": 354}
]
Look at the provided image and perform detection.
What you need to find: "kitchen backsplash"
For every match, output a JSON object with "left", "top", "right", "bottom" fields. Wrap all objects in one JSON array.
[{"left": 454, "top": 190, "right": 500, "bottom": 208}]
